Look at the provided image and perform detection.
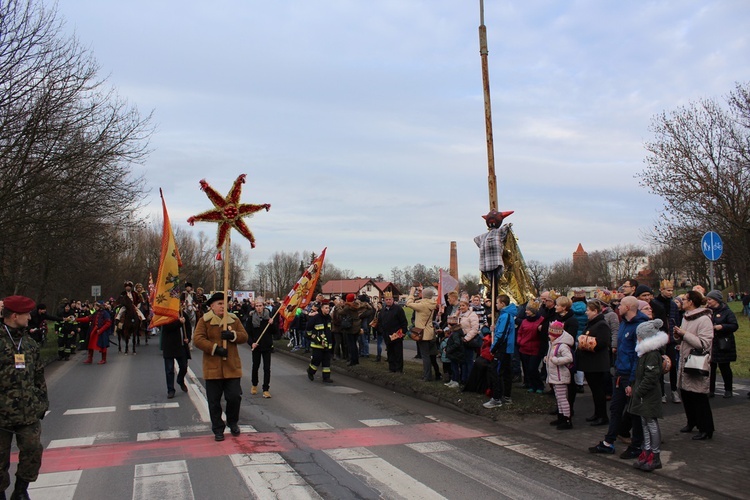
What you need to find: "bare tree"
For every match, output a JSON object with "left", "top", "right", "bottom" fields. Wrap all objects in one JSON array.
[{"left": 526, "top": 260, "right": 550, "bottom": 293}]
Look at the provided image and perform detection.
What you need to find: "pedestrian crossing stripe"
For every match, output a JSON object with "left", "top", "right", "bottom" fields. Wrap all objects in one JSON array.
[
  {"left": 129, "top": 402, "right": 179, "bottom": 411},
  {"left": 133, "top": 460, "right": 194, "bottom": 500},
  {"left": 137, "top": 430, "right": 180, "bottom": 442},
  {"left": 63, "top": 406, "right": 116, "bottom": 415},
  {"left": 360, "top": 418, "right": 402, "bottom": 427},
  {"left": 289, "top": 422, "right": 334, "bottom": 431},
  {"left": 230, "top": 453, "right": 322, "bottom": 499},
  {"left": 48, "top": 437, "right": 96, "bottom": 449}
]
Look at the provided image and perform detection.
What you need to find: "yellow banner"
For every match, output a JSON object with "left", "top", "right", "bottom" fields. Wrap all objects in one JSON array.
[{"left": 149, "top": 189, "right": 183, "bottom": 328}]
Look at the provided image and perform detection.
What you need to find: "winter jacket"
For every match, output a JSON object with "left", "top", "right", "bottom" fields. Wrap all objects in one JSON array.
[
  {"left": 576, "top": 313, "right": 611, "bottom": 373},
  {"left": 458, "top": 309, "right": 480, "bottom": 344},
  {"left": 406, "top": 295, "right": 437, "bottom": 341},
  {"left": 570, "top": 299, "right": 588, "bottom": 339},
  {"left": 516, "top": 313, "right": 544, "bottom": 356},
  {"left": 546, "top": 331, "right": 574, "bottom": 385},
  {"left": 306, "top": 313, "right": 333, "bottom": 350},
  {"left": 193, "top": 311, "right": 249, "bottom": 380},
  {"left": 161, "top": 319, "right": 189, "bottom": 359},
  {"left": 0, "top": 324, "right": 48, "bottom": 426},
  {"left": 337, "top": 300, "right": 373, "bottom": 336},
  {"left": 709, "top": 302, "right": 738, "bottom": 363},
  {"left": 614, "top": 311, "right": 648, "bottom": 384},
  {"left": 445, "top": 332, "right": 465, "bottom": 362},
  {"left": 492, "top": 303, "right": 518, "bottom": 354},
  {"left": 246, "top": 309, "right": 274, "bottom": 352},
  {"left": 629, "top": 331, "right": 669, "bottom": 419},
  {"left": 602, "top": 307, "right": 619, "bottom": 350},
  {"left": 677, "top": 307, "right": 714, "bottom": 394}
]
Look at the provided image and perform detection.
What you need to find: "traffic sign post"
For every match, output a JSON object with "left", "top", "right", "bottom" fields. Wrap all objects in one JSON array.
[
  {"left": 91, "top": 285, "right": 101, "bottom": 302},
  {"left": 701, "top": 232, "right": 723, "bottom": 291}
]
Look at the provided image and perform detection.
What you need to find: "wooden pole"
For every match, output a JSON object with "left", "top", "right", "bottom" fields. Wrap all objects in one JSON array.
[
  {"left": 221, "top": 232, "right": 230, "bottom": 359},
  {"left": 479, "top": 0, "right": 498, "bottom": 212}
]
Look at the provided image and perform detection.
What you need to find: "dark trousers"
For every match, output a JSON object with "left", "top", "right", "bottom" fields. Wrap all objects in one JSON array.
[
  {"left": 205, "top": 378, "right": 242, "bottom": 434},
  {"left": 385, "top": 338, "right": 403, "bottom": 372},
  {"left": 309, "top": 347, "right": 332, "bottom": 380},
  {"left": 164, "top": 355, "right": 188, "bottom": 394},
  {"left": 488, "top": 354, "right": 512, "bottom": 400},
  {"left": 681, "top": 390, "right": 715, "bottom": 433},
  {"left": 346, "top": 334, "right": 360, "bottom": 364},
  {"left": 251, "top": 350, "right": 271, "bottom": 391},
  {"left": 585, "top": 371, "right": 608, "bottom": 420},
  {"left": 0, "top": 421, "right": 42, "bottom": 491},
  {"left": 520, "top": 353, "right": 544, "bottom": 391},
  {"left": 709, "top": 362, "right": 733, "bottom": 393},
  {"left": 605, "top": 375, "right": 643, "bottom": 448},
  {"left": 333, "top": 332, "right": 347, "bottom": 359}
]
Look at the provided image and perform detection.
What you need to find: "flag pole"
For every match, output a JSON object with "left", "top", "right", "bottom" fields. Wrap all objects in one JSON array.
[
  {"left": 220, "top": 232, "right": 230, "bottom": 359},
  {"left": 479, "top": 0, "right": 498, "bottom": 211}
]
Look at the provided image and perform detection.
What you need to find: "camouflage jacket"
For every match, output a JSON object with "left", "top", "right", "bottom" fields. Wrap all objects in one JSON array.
[{"left": 0, "top": 324, "right": 49, "bottom": 426}]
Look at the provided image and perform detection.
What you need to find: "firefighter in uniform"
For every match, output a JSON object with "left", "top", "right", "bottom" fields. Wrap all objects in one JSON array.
[
  {"left": 306, "top": 300, "right": 334, "bottom": 383},
  {"left": 0, "top": 295, "right": 48, "bottom": 500}
]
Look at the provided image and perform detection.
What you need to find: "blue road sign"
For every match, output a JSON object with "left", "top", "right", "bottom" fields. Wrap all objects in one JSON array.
[{"left": 701, "top": 231, "right": 723, "bottom": 261}]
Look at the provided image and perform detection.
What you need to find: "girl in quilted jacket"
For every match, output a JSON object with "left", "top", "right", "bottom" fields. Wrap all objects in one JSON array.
[{"left": 545, "top": 321, "right": 574, "bottom": 430}]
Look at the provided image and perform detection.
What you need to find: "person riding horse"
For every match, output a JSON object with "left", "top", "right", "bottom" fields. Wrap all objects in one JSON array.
[{"left": 116, "top": 281, "right": 146, "bottom": 325}]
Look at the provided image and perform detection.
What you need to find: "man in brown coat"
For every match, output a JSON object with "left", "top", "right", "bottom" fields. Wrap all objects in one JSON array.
[{"left": 193, "top": 292, "right": 249, "bottom": 441}]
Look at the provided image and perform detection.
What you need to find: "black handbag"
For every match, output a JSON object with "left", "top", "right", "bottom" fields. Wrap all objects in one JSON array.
[{"left": 716, "top": 336, "right": 731, "bottom": 352}]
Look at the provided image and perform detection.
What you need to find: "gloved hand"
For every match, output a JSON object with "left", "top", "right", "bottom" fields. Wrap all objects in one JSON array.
[
  {"left": 215, "top": 346, "right": 228, "bottom": 357},
  {"left": 220, "top": 330, "right": 234, "bottom": 341}
]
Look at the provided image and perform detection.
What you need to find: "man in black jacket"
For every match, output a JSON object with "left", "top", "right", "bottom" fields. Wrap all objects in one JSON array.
[{"left": 378, "top": 292, "right": 408, "bottom": 373}]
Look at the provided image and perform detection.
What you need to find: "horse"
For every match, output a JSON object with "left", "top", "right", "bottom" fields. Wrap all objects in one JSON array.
[{"left": 116, "top": 296, "right": 141, "bottom": 355}]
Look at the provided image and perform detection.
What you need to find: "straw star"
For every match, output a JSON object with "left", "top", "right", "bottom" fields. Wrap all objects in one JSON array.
[{"left": 187, "top": 174, "right": 270, "bottom": 249}]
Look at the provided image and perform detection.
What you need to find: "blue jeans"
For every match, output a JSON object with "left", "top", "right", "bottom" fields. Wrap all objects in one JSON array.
[
  {"left": 461, "top": 349, "right": 475, "bottom": 385},
  {"left": 359, "top": 330, "right": 370, "bottom": 356},
  {"left": 376, "top": 333, "right": 383, "bottom": 357}
]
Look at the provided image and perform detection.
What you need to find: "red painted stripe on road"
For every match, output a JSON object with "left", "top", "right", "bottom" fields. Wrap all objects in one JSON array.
[{"left": 18, "top": 422, "right": 489, "bottom": 474}]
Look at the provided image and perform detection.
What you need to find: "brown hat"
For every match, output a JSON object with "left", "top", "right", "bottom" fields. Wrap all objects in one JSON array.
[{"left": 3, "top": 295, "right": 36, "bottom": 314}]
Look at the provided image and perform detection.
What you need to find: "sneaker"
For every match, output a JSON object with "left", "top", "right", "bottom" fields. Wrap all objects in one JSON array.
[
  {"left": 661, "top": 395, "right": 667, "bottom": 404},
  {"left": 619, "top": 446, "right": 642, "bottom": 460},
  {"left": 633, "top": 450, "right": 648, "bottom": 469},
  {"left": 672, "top": 391, "right": 682, "bottom": 403},
  {"left": 262, "top": 391, "right": 272, "bottom": 398},
  {"left": 535, "top": 389, "right": 545, "bottom": 394},
  {"left": 483, "top": 398, "right": 503, "bottom": 409},
  {"left": 251, "top": 386, "right": 258, "bottom": 395},
  {"left": 449, "top": 381, "right": 460, "bottom": 388},
  {"left": 503, "top": 397, "right": 512, "bottom": 405},
  {"left": 589, "top": 441, "right": 615, "bottom": 454}
]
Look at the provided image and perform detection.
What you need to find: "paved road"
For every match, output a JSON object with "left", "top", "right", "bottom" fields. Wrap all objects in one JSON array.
[{"left": 16, "top": 338, "right": 727, "bottom": 499}]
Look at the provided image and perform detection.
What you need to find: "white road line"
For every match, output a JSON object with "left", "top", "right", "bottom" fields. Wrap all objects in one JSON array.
[
  {"left": 133, "top": 460, "right": 194, "bottom": 500},
  {"left": 186, "top": 367, "right": 212, "bottom": 423},
  {"left": 63, "top": 406, "right": 116, "bottom": 415},
  {"left": 290, "top": 422, "right": 334, "bottom": 431},
  {"left": 47, "top": 437, "right": 96, "bottom": 449},
  {"left": 28, "top": 471, "right": 81, "bottom": 500},
  {"left": 360, "top": 418, "right": 402, "bottom": 427},
  {"left": 230, "top": 453, "right": 322, "bottom": 499},
  {"left": 408, "top": 441, "right": 579, "bottom": 500},
  {"left": 424, "top": 415, "right": 441, "bottom": 421},
  {"left": 325, "top": 447, "right": 448, "bottom": 500},
  {"left": 484, "top": 437, "right": 703, "bottom": 500},
  {"left": 137, "top": 430, "right": 181, "bottom": 442},
  {"left": 129, "top": 402, "right": 179, "bottom": 411}
]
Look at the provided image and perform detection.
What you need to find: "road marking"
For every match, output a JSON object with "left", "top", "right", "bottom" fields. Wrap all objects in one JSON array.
[
  {"left": 63, "top": 406, "right": 116, "bottom": 415},
  {"left": 409, "top": 441, "right": 578, "bottom": 499},
  {"left": 137, "top": 430, "right": 181, "bottom": 442},
  {"left": 129, "top": 402, "right": 179, "bottom": 411},
  {"left": 484, "top": 436, "right": 703, "bottom": 500},
  {"left": 290, "top": 422, "right": 334, "bottom": 431},
  {"left": 28, "top": 470, "right": 81, "bottom": 500},
  {"left": 323, "top": 386, "right": 362, "bottom": 394},
  {"left": 47, "top": 437, "right": 96, "bottom": 449},
  {"left": 360, "top": 418, "right": 402, "bottom": 427},
  {"left": 230, "top": 453, "right": 322, "bottom": 499},
  {"left": 240, "top": 424, "right": 258, "bottom": 433},
  {"left": 325, "top": 447, "right": 448, "bottom": 500},
  {"left": 34, "top": 422, "right": 489, "bottom": 474},
  {"left": 133, "top": 460, "right": 194, "bottom": 500},
  {"left": 186, "top": 367, "right": 211, "bottom": 423}
]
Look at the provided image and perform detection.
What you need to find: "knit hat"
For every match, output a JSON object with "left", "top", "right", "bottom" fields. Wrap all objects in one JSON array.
[
  {"left": 706, "top": 290, "right": 723, "bottom": 303},
  {"left": 634, "top": 285, "right": 653, "bottom": 298},
  {"left": 548, "top": 321, "right": 564, "bottom": 339},
  {"left": 636, "top": 318, "right": 663, "bottom": 340},
  {"left": 345, "top": 293, "right": 356, "bottom": 303}
]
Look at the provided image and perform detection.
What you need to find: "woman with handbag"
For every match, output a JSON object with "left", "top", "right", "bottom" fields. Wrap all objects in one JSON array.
[
  {"left": 673, "top": 290, "right": 715, "bottom": 440},
  {"left": 458, "top": 298, "right": 480, "bottom": 386},
  {"left": 578, "top": 300, "right": 612, "bottom": 426},
  {"left": 705, "top": 290, "right": 738, "bottom": 398},
  {"left": 406, "top": 286, "right": 440, "bottom": 382}
]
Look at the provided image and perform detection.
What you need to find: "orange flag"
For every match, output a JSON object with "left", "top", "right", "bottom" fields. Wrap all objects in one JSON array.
[
  {"left": 279, "top": 248, "right": 326, "bottom": 331},
  {"left": 149, "top": 189, "right": 183, "bottom": 328}
]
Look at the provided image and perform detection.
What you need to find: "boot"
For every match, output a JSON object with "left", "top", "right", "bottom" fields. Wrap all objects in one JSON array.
[
  {"left": 98, "top": 350, "right": 107, "bottom": 364},
  {"left": 633, "top": 449, "right": 648, "bottom": 469},
  {"left": 83, "top": 349, "right": 94, "bottom": 364},
  {"left": 10, "top": 478, "right": 30, "bottom": 500},
  {"left": 549, "top": 413, "right": 563, "bottom": 426},
  {"left": 556, "top": 416, "right": 573, "bottom": 430},
  {"left": 640, "top": 451, "right": 662, "bottom": 472}
]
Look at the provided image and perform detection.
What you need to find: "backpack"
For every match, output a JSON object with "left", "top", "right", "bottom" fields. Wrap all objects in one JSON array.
[{"left": 340, "top": 313, "right": 353, "bottom": 330}]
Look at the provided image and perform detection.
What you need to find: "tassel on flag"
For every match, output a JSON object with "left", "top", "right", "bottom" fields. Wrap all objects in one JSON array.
[
  {"left": 149, "top": 189, "right": 184, "bottom": 328},
  {"left": 279, "top": 248, "right": 327, "bottom": 331},
  {"left": 216, "top": 251, "right": 222, "bottom": 261}
]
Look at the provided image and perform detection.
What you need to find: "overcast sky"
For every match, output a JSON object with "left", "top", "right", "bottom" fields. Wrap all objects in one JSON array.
[{"left": 56, "top": 0, "right": 750, "bottom": 279}]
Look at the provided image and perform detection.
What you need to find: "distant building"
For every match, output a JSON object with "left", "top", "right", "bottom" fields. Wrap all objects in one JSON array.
[
  {"left": 321, "top": 279, "right": 401, "bottom": 303},
  {"left": 573, "top": 243, "right": 588, "bottom": 266}
]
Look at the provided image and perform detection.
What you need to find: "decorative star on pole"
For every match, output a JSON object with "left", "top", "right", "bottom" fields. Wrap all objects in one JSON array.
[{"left": 187, "top": 174, "right": 271, "bottom": 249}]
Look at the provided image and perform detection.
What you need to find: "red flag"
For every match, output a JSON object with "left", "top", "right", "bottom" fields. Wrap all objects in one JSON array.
[
  {"left": 149, "top": 189, "right": 183, "bottom": 328},
  {"left": 279, "top": 248, "right": 327, "bottom": 331}
]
